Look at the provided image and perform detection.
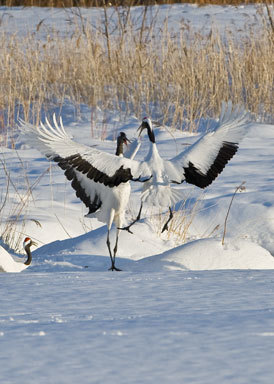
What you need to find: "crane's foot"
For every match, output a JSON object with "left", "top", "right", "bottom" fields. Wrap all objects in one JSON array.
[
  {"left": 118, "top": 203, "right": 143, "bottom": 234},
  {"left": 119, "top": 225, "right": 132, "bottom": 234},
  {"left": 108, "top": 265, "right": 122, "bottom": 271},
  {"left": 161, "top": 207, "right": 173, "bottom": 233},
  {"left": 118, "top": 224, "right": 134, "bottom": 234}
]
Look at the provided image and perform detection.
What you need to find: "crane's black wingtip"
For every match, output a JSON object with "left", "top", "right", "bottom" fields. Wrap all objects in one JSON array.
[{"left": 183, "top": 141, "right": 239, "bottom": 189}]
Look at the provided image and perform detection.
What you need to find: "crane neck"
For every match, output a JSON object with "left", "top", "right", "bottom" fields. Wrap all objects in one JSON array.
[
  {"left": 147, "top": 127, "right": 155, "bottom": 143},
  {"left": 24, "top": 245, "right": 32, "bottom": 266},
  {"left": 145, "top": 141, "right": 160, "bottom": 162},
  {"left": 115, "top": 141, "right": 124, "bottom": 156}
]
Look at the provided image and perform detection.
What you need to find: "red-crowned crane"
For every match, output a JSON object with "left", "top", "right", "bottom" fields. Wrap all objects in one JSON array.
[
  {"left": 19, "top": 117, "right": 150, "bottom": 271},
  {"left": 137, "top": 102, "right": 250, "bottom": 231},
  {"left": 0, "top": 237, "right": 37, "bottom": 273}
]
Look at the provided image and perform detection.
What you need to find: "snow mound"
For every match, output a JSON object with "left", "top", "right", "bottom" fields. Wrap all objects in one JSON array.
[
  {"left": 29, "top": 233, "right": 274, "bottom": 273},
  {"left": 134, "top": 238, "right": 274, "bottom": 271},
  {"left": 0, "top": 247, "right": 27, "bottom": 273}
]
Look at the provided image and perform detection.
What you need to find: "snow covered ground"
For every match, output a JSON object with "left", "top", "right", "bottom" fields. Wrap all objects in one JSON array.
[
  {"left": 0, "top": 3, "right": 264, "bottom": 39},
  {"left": 1, "top": 271, "right": 274, "bottom": 384},
  {"left": 0, "top": 3, "right": 274, "bottom": 383}
]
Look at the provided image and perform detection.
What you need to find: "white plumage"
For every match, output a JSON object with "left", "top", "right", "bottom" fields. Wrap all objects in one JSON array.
[
  {"left": 170, "top": 102, "right": 249, "bottom": 179},
  {"left": 23, "top": 116, "right": 149, "bottom": 182},
  {"left": 18, "top": 102, "right": 249, "bottom": 266},
  {"left": 0, "top": 238, "right": 36, "bottom": 273},
  {"left": 19, "top": 117, "right": 149, "bottom": 271},
  {"left": 138, "top": 101, "right": 250, "bottom": 228}
]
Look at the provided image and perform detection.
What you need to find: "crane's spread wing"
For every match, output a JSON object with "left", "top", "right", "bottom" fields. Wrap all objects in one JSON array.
[
  {"left": 166, "top": 101, "right": 250, "bottom": 188},
  {"left": 18, "top": 116, "right": 150, "bottom": 214}
]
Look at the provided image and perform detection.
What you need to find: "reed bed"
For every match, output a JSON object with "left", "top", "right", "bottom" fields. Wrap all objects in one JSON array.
[
  {"left": 0, "top": 1, "right": 272, "bottom": 7},
  {"left": 0, "top": 4, "right": 273, "bottom": 146}
]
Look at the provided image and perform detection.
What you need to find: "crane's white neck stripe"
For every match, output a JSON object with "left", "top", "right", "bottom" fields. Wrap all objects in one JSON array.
[{"left": 24, "top": 239, "right": 31, "bottom": 247}]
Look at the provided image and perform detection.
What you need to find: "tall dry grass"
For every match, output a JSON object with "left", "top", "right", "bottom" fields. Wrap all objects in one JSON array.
[
  {"left": 0, "top": 1, "right": 272, "bottom": 7},
  {"left": 0, "top": 4, "right": 273, "bottom": 145},
  {"left": 0, "top": 152, "right": 46, "bottom": 251},
  {"left": 149, "top": 196, "right": 203, "bottom": 245}
]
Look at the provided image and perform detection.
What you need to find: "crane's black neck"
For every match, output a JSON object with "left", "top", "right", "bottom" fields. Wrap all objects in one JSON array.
[
  {"left": 116, "top": 133, "right": 126, "bottom": 156},
  {"left": 115, "top": 140, "right": 124, "bottom": 156},
  {"left": 142, "top": 121, "right": 155, "bottom": 143},
  {"left": 24, "top": 245, "right": 32, "bottom": 266},
  {"left": 147, "top": 127, "right": 155, "bottom": 144}
]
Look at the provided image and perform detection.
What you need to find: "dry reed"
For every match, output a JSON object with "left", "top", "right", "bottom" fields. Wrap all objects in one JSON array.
[
  {"left": 0, "top": 152, "right": 48, "bottom": 251},
  {"left": 0, "top": 1, "right": 272, "bottom": 7},
  {"left": 0, "top": 4, "right": 273, "bottom": 144},
  {"left": 148, "top": 195, "right": 203, "bottom": 245}
]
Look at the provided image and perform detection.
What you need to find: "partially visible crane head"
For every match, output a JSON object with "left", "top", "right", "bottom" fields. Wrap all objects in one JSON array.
[
  {"left": 22, "top": 237, "right": 37, "bottom": 266},
  {"left": 23, "top": 237, "right": 37, "bottom": 250},
  {"left": 116, "top": 132, "right": 131, "bottom": 157},
  {"left": 137, "top": 117, "right": 155, "bottom": 143},
  {"left": 118, "top": 132, "right": 130, "bottom": 146}
]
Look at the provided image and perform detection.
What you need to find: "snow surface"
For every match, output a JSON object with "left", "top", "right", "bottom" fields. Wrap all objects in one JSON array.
[
  {"left": 0, "top": 3, "right": 264, "bottom": 39},
  {"left": 2, "top": 271, "right": 274, "bottom": 384},
  {"left": 0, "top": 4, "right": 274, "bottom": 384}
]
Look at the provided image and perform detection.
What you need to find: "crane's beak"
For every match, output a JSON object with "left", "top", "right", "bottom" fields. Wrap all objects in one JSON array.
[
  {"left": 123, "top": 135, "right": 131, "bottom": 146},
  {"left": 31, "top": 241, "right": 38, "bottom": 247}
]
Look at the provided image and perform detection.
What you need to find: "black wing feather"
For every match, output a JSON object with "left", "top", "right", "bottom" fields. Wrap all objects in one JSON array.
[
  {"left": 183, "top": 141, "right": 238, "bottom": 188},
  {"left": 52, "top": 155, "right": 102, "bottom": 213}
]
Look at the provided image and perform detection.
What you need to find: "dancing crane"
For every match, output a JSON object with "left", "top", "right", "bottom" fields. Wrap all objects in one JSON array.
[
  {"left": 138, "top": 102, "right": 249, "bottom": 231},
  {"left": 19, "top": 117, "right": 150, "bottom": 271},
  {"left": 0, "top": 237, "right": 37, "bottom": 273}
]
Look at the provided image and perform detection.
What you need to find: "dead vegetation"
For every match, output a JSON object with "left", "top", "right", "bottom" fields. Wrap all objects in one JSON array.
[
  {"left": 0, "top": 1, "right": 272, "bottom": 7},
  {"left": 0, "top": 3, "right": 273, "bottom": 144}
]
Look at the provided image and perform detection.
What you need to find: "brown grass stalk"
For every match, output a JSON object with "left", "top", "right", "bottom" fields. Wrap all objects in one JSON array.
[
  {"left": 222, "top": 181, "right": 246, "bottom": 246},
  {"left": 0, "top": 1, "right": 272, "bottom": 7},
  {"left": 0, "top": 5, "right": 273, "bottom": 143}
]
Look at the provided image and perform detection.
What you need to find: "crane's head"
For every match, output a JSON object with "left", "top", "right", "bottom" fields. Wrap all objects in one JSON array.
[
  {"left": 118, "top": 132, "right": 130, "bottom": 146},
  {"left": 23, "top": 237, "right": 37, "bottom": 250},
  {"left": 116, "top": 132, "right": 130, "bottom": 157},
  {"left": 137, "top": 117, "right": 155, "bottom": 143}
]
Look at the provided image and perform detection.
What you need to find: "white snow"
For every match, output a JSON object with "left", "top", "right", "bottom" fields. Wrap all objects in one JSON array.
[
  {"left": 0, "top": 246, "right": 28, "bottom": 272},
  {"left": 0, "top": 3, "right": 265, "bottom": 39},
  {"left": 2, "top": 271, "right": 274, "bottom": 384},
  {"left": 0, "top": 4, "right": 274, "bottom": 384}
]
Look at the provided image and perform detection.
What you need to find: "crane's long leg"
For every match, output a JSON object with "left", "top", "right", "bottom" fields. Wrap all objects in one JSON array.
[
  {"left": 112, "top": 228, "right": 122, "bottom": 271},
  {"left": 106, "top": 224, "right": 121, "bottom": 272},
  {"left": 106, "top": 210, "right": 120, "bottom": 271},
  {"left": 118, "top": 203, "right": 143, "bottom": 234},
  {"left": 161, "top": 207, "right": 173, "bottom": 233},
  {"left": 106, "top": 229, "right": 115, "bottom": 270}
]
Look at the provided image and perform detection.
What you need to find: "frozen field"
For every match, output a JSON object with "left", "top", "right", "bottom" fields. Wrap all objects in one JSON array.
[
  {"left": 0, "top": 3, "right": 264, "bottom": 38},
  {"left": 1, "top": 271, "right": 274, "bottom": 384}
]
